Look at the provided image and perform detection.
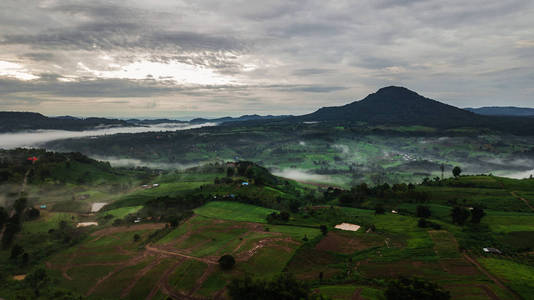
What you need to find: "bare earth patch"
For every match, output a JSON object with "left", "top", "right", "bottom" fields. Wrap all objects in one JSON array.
[
  {"left": 91, "top": 202, "right": 107, "bottom": 212},
  {"left": 77, "top": 222, "right": 98, "bottom": 228},
  {"left": 335, "top": 223, "right": 360, "bottom": 231}
]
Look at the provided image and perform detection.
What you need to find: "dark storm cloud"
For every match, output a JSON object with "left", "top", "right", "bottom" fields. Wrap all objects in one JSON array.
[
  {"left": 2, "top": 24, "right": 244, "bottom": 53},
  {"left": 0, "top": 77, "right": 176, "bottom": 98},
  {"left": 20, "top": 52, "right": 56, "bottom": 61},
  {"left": 292, "top": 68, "right": 333, "bottom": 76}
]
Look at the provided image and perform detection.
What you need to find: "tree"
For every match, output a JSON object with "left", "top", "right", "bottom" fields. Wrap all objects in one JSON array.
[
  {"left": 452, "top": 166, "right": 462, "bottom": 178},
  {"left": 416, "top": 205, "right": 431, "bottom": 218},
  {"left": 471, "top": 206, "right": 485, "bottom": 224},
  {"left": 418, "top": 218, "right": 428, "bottom": 228},
  {"left": 169, "top": 216, "right": 179, "bottom": 228},
  {"left": 22, "top": 252, "right": 29, "bottom": 265},
  {"left": 25, "top": 268, "right": 50, "bottom": 297},
  {"left": 0, "top": 206, "right": 7, "bottom": 230},
  {"left": 218, "top": 254, "right": 236, "bottom": 270},
  {"left": 133, "top": 234, "right": 141, "bottom": 242},
  {"left": 227, "top": 273, "right": 326, "bottom": 300},
  {"left": 451, "top": 207, "right": 470, "bottom": 225},
  {"left": 25, "top": 207, "right": 40, "bottom": 220},
  {"left": 385, "top": 277, "right": 450, "bottom": 300},
  {"left": 10, "top": 244, "right": 24, "bottom": 260},
  {"left": 227, "top": 167, "right": 235, "bottom": 177},
  {"left": 13, "top": 197, "right": 27, "bottom": 214},
  {"left": 375, "top": 204, "right": 386, "bottom": 215},
  {"left": 280, "top": 211, "right": 290, "bottom": 222},
  {"left": 320, "top": 225, "right": 328, "bottom": 236},
  {"left": 112, "top": 219, "right": 124, "bottom": 226},
  {"left": 289, "top": 199, "right": 300, "bottom": 213}
]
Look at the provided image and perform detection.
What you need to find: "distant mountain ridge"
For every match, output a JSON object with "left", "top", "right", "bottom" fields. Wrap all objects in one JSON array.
[
  {"left": 0, "top": 111, "right": 291, "bottom": 133},
  {"left": 465, "top": 106, "right": 534, "bottom": 117},
  {"left": 189, "top": 114, "right": 290, "bottom": 124},
  {"left": 0, "top": 112, "right": 128, "bottom": 132}
]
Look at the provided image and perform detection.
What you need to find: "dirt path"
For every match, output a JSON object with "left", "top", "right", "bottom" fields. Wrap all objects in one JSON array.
[
  {"left": 189, "top": 264, "right": 216, "bottom": 296},
  {"left": 510, "top": 191, "right": 534, "bottom": 212},
  {"left": 85, "top": 253, "right": 148, "bottom": 297},
  {"left": 463, "top": 253, "right": 520, "bottom": 299},
  {"left": 352, "top": 287, "right": 363, "bottom": 300},
  {"left": 496, "top": 178, "right": 534, "bottom": 212},
  {"left": 146, "top": 260, "right": 183, "bottom": 300},
  {"left": 120, "top": 257, "right": 161, "bottom": 298},
  {"left": 478, "top": 285, "right": 501, "bottom": 300},
  {"left": 20, "top": 168, "right": 31, "bottom": 197},
  {"left": 145, "top": 244, "right": 217, "bottom": 265}
]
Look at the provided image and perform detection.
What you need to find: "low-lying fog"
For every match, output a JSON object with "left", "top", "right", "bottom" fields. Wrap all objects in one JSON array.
[
  {"left": 91, "top": 156, "right": 202, "bottom": 170},
  {"left": 498, "top": 169, "right": 534, "bottom": 179},
  {"left": 272, "top": 169, "right": 335, "bottom": 184},
  {"left": 0, "top": 122, "right": 216, "bottom": 149}
]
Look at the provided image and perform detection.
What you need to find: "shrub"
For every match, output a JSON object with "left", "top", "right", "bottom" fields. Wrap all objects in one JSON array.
[
  {"left": 385, "top": 277, "right": 450, "bottom": 300},
  {"left": 218, "top": 254, "right": 236, "bottom": 270}
]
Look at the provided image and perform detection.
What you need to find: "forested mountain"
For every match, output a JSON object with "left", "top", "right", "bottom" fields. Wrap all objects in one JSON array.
[
  {"left": 0, "top": 112, "right": 128, "bottom": 132},
  {"left": 285, "top": 86, "right": 534, "bottom": 135},
  {"left": 296, "top": 86, "right": 476, "bottom": 127},
  {"left": 465, "top": 106, "right": 534, "bottom": 117}
]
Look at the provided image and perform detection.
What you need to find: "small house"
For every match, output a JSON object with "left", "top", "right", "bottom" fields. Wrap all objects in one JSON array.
[
  {"left": 482, "top": 247, "right": 502, "bottom": 254},
  {"left": 152, "top": 183, "right": 159, "bottom": 188}
]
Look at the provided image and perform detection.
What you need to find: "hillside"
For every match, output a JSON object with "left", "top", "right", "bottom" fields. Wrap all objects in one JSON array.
[
  {"left": 0, "top": 112, "right": 128, "bottom": 132},
  {"left": 295, "top": 86, "right": 477, "bottom": 127},
  {"left": 2, "top": 154, "right": 534, "bottom": 299},
  {"left": 465, "top": 106, "right": 534, "bottom": 117}
]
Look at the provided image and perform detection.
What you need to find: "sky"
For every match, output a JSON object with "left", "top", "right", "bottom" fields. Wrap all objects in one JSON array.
[{"left": 0, "top": 0, "right": 533, "bottom": 118}]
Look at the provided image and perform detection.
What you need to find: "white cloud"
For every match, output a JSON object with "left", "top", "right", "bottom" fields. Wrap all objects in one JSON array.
[{"left": 0, "top": 60, "right": 39, "bottom": 80}]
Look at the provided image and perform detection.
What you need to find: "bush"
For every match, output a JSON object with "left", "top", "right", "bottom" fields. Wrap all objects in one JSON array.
[
  {"left": 416, "top": 205, "right": 431, "bottom": 218},
  {"left": 228, "top": 273, "right": 326, "bottom": 300},
  {"left": 25, "top": 207, "right": 40, "bottom": 221},
  {"left": 218, "top": 254, "right": 235, "bottom": 270},
  {"left": 375, "top": 204, "right": 386, "bottom": 215},
  {"left": 418, "top": 218, "right": 442, "bottom": 230},
  {"left": 112, "top": 219, "right": 124, "bottom": 226},
  {"left": 385, "top": 277, "right": 450, "bottom": 300},
  {"left": 320, "top": 225, "right": 328, "bottom": 236},
  {"left": 451, "top": 207, "right": 470, "bottom": 225}
]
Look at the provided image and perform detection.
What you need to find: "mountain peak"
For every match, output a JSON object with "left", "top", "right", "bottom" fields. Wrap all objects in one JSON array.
[
  {"left": 297, "top": 86, "right": 477, "bottom": 128},
  {"left": 371, "top": 86, "right": 421, "bottom": 99}
]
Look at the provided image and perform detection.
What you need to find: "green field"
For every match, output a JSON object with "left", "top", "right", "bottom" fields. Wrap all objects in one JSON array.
[{"left": 194, "top": 201, "right": 277, "bottom": 223}]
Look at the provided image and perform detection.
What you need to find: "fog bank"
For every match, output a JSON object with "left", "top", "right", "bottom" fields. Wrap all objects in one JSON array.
[
  {"left": 0, "top": 122, "right": 216, "bottom": 149},
  {"left": 272, "top": 169, "right": 333, "bottom": 184},
  {"left": 499, "top": 169, "right": 534, "bottom": 179},
  {"left": 92, "top": 156, "right": 202, "bottom": 170}
]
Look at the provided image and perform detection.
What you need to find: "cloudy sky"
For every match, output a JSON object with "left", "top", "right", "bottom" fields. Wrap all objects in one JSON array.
[{"left": 0, "top": 0, "right": 533, "bottom": 118}]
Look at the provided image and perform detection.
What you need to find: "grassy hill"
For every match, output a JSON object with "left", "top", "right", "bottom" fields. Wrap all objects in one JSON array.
[{"left": 1, "top": 155, "right": 534, "bottom": 299}]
